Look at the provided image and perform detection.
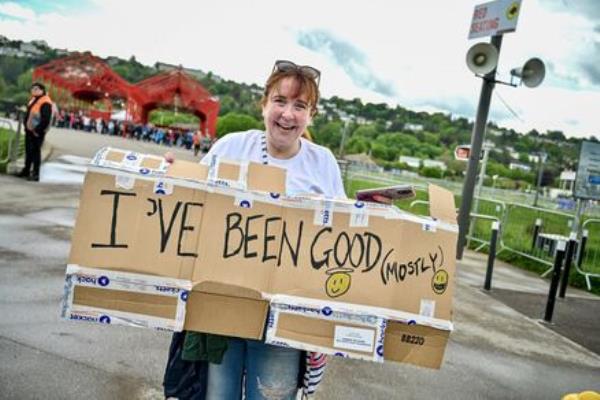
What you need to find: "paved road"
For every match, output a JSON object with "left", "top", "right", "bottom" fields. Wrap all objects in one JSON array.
[{"left": 0, "top": 127, "right": 598, "bottom": 399}]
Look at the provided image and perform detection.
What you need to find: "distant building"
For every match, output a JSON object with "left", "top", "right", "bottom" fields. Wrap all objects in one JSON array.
[
  {"left": 20, "top": 42, "right": 43, "bottom": 56},
  {"left": 559, "top": 170, "right": 576, "bottom": 191},
  {"left": 399, "top": 156, "right": 421, "bottom": 169},
  {"left": 404, "top": 123, "right": 423, "bottom": 132},
  {"left": 528, "top": 154, "right": 540, "bottom": 164},
  {"left": 105, "top": 56, "right": 121, "bottom": 66},
  {"left": 509, "top": 163, "right": 531, "bottom": 172},
  {"left": 31, "top": 40, "right": 48, "bottom": 48},
  {"left": 423, "top": 159, "right": 447, "bottom": 171},
  {"left": 0, "top": 47, "right": 21, "bottom": 56},
  {"left": 155, "top": 62, "right": 215, "bottom": 81}
]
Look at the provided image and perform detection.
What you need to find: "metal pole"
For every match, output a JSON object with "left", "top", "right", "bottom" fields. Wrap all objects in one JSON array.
[
  {"left": 484, "top": 221, "right": 500, "bottom": 291},
  {"left": 533, "top": 154, "right": 545, "bottom": 207},
  {"left": 572, "top": 199, "right": 584, "bottom": 234},
  {"left": 531, "top": 218, "right": 542, "bottom": 251},
  {"left": 558, "top": 232, "right": 577, "bottom": 298},
  {"left": 468, "top": 145, "right": 489, "bottom": 243},
  {"left": 577, "top": 229, "right": 588, "bottom": 268},
  {"left": 9, "top": 109, "right": 23, "bottom": 163},
  {"left": 338, "top": 119, "right": 349, "bottom": 158},
  {"left": 457, "top": 34, "right": 503, "bottom": 259},
  {"left": 544, "top": 240, "right": 566, "bottom": 323}
]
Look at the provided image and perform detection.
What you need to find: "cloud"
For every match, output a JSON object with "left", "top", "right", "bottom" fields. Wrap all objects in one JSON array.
[
  {"left": 0, "top": 2, "right": 36, "bottom": 21},
  {"left": 297, "top": 29, "right": 396, "bottom": 98},
  {"left": 545, "top": 0, "right": 600, "bottom": 20}
]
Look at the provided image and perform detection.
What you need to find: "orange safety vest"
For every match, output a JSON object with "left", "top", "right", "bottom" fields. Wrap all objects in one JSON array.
[{"left": 26, "top": 94, "right": 53, "bottom": 133}]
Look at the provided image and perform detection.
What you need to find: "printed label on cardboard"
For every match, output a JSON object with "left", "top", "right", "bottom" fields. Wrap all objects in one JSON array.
[{"left": 334, "top": 325, "right": 376, "bottom": 352}]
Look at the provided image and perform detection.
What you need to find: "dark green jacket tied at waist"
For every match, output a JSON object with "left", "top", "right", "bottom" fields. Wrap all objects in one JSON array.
[{"left": 182, "top": 332, "right": 229, "bottom": 364}]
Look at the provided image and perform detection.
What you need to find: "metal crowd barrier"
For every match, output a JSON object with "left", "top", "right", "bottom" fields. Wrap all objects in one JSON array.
[
  {"left": 0, "top": 118, "right": 17, "bottom": 166},
  {"left": 502, "top": 203, "right": 574, "bottom": 270},
  {"left": 347, "top": 167, "right": 598, "bottom": 291},
  {"left": 576, "top": 219, "right": 600, "bottom": 291}
]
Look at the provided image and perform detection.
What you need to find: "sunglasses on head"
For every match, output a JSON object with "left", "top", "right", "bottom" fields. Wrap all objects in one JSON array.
[{"left": 272, "top": 60, "right": 321, "bottom": 87}]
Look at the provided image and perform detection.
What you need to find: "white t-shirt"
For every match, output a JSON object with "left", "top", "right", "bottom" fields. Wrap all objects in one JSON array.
[{"left": 202, "top": 130, "right": 346, "bottom": 198}]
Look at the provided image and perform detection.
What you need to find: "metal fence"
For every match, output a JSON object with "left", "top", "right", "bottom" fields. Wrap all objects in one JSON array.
[
  {"left": 0, "top": 118, "right": 20, "bottom": 168},
  {"left": 577, "top": 219, "right": 600, "bottom": 290}
]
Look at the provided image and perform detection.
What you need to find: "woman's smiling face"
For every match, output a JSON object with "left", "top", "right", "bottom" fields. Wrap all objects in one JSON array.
[{"left": 262, "top": 76, "right": 313, "bottom": 158}]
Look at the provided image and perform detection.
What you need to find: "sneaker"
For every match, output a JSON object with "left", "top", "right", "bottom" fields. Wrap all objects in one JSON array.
[{"left": 27, "top": 174, "right": 39, "bottom": 182}]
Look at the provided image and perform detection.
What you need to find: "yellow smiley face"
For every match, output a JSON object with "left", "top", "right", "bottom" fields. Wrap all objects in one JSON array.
[
  {"left": 325, "top": 269, "right": 352, "bottom": 298},
  {"left": 431, "top": 269, "right": 449, "bottom": 295}
]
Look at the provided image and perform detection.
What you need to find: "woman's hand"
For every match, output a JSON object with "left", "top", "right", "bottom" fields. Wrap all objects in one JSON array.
[{"left": 164, "top": 151, "right": 175, "bottom": 163}]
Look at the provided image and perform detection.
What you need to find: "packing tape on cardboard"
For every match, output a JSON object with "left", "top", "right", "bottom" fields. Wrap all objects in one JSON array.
[
  {"left": 207, "top": 153, "right": 220, "bottom": 182},
  {"left": 237, "top": 161, "right": 248, "bottom": 191},
  {"left": 90, "top": 147, "right": 169, "bottom": 184},
  {"left": 122, "top": 151, "right": 143, "bottom": 169},
  {"left": 62, "top": 265, "right": 192, "bottom": 331},
  {"left": 349, "top": 201, "right": 369, "bottom": 227},
  {"left": 207, "top": 155, "right": 244, "bottom": 189},
  {"left": 265, "top": 298, "right": 386, "bottom": 362},
  {"left": 266, "top": 294, "right": 453, "bottom": 332},
  {"left": 153, "top": 180, "right": 174, "bottom": 196},
  {"left": 115, "top": 175, "right": 136, "bottom": 190},
  {"left": 64, "top": 304, "right": 185, "bottom": 332},
  {"left": 313, "top": 199, "right": 334, "bottom": 226},
  {"left": 91, "top": 146, "right": 111, "bottom": 165},
  {"left": 234, "top": 193, "right": 254, "bottom": 209}
]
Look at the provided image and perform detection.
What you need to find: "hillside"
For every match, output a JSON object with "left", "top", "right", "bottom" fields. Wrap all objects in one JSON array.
[{"left": 0, "top": 36, "right": 595, "bottom": 188}]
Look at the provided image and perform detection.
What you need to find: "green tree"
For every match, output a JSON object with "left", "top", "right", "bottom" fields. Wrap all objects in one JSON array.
[
  {"left": 313, "top": 121, "right": 343, "bottom": 150},
  {"left": 16, "top": 69, "right": 32, "bottom": 91},
  {"left": 0, "top": 76, "right": 6, "bottom": 97},
  {"left": 352, "top": 124, "right": 378, "bottom": 139},
  {"left": 419, "top": 166, "right": 444, "bottom": 179},
  {"left": 216, "top": 112, "right": 261, "bottom": 138},
  {"left": 345, "top": 135, "right": 370, "bottom": 154}
]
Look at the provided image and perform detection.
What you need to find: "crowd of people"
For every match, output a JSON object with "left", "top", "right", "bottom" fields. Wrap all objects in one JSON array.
[{"left": 53, "top": 109, "right": 214, "bottom": 155}]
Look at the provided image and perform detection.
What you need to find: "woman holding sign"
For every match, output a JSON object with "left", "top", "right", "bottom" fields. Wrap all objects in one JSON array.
[{"left": 165, "top": 60, "right": 345, "bottom": 400}]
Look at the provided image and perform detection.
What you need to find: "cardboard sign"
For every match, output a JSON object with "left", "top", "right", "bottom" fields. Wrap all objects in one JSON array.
[{"left": 62, "top": 147, "right": 458, "bottom": 368}]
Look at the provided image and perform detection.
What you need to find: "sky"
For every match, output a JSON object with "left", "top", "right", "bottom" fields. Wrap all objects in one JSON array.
[{"left": 0, "top": 0, "right": 599, "bottom": 139}]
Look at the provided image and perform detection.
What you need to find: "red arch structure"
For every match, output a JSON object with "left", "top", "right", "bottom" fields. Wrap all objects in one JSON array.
[
  {"left": 133, "top": 68, "right": 219, "bottom": 137},
  {"left": 32, "top": 52, "right": 219, "bottom": 137}
]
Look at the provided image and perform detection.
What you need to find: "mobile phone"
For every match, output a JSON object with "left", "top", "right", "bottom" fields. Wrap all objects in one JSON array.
[{"left": 355, "top": 184, "right": 416, "bottom": 203}]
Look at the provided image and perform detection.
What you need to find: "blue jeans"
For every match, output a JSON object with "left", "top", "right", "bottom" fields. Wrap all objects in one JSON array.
[{"left": 205, "top": 338, "right": 300, "bottom": 400}]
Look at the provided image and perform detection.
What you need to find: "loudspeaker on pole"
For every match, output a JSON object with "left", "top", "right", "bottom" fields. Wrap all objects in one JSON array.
[
  {"left": 510, "top": 58, "right": 546, "bottom": 88},
  {"left": 466, "top": 43, "right": 499, "bottom": 75}
]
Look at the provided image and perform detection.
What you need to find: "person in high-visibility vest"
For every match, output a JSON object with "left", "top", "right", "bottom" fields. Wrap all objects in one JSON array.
[{"left": 16, "top": 82, "right": 54, "bottom": 182}]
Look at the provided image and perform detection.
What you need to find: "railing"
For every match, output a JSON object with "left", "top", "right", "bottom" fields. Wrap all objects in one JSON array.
[
  {"left": 346, "top": 165, "right": 599, "bottom": 291},
  {"left": 502, "top": 203, "right": 574, "bottom": 269},
  {"left": 0, "top": 118, "right": 18, "bottom": 166},
  {"left": 577, "top": 219, "right": 600, "bottom": 290}
]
